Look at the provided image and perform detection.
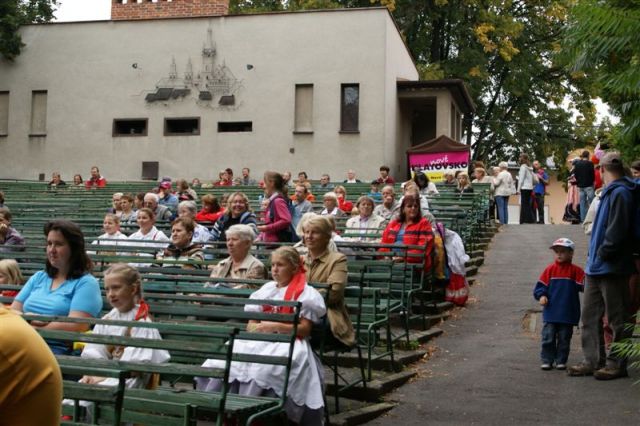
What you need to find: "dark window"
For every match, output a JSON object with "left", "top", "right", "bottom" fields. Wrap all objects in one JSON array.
[
  {"left": 218, "top": 121, "right": 253, "bottom": 132},
  {"left": 113, "top": 118, "right": 148, "bottom": 136},
  {"left": 164, "top": 117, "right": 200, "bottom": 136},
  {"left": 340, "top": 83, "right": 359, "bottom": 132},
  {"left": 142, "top": 161, "right": 159, "bottom": 181}
]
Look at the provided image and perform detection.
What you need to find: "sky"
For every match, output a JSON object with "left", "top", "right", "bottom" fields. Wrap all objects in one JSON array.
[{"left": 55, "top": 0, "right": 618, "bottom": 126}]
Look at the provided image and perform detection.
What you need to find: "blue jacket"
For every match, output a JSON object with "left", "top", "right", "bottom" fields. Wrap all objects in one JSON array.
[
  {"left": 533, "top": 261, "right": 585, "bottom": 324},
  {"left": 586, "top": 177, "right": 639, "bottom": 276}
]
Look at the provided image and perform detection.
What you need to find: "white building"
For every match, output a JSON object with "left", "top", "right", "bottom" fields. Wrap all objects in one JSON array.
[{"left": 0, "top": 2, "right": 474, "bottom": 182}]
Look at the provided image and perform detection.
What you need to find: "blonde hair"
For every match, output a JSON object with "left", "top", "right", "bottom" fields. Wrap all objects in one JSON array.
[
  {"left": 272, "top": 246, "right": 302, "bottom": 271},
  {"left": 0, "top": 259, "right": 24, "bottom": 284},
  {"left": 304, "top": 215, "right": 333, "bottom": 239},
  {"left": 104, "top": 213, "right": 120, "bottom": 225},
  {"left": 104, "top": 263, "right": 142, "bottom": 297}
]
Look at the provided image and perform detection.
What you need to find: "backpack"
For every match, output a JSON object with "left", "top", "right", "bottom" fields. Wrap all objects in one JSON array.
[{"left": 268, "top": 195, "right": 300, "bottom": 243}]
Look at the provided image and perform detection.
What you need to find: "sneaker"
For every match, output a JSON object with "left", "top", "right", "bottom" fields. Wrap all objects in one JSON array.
[
  {"left": 555, "top": 364, "right": 566, "bottom": 370},
  {"left": 540, "top": 363, "right": 552, "bottom": 370},
  {"left": 567, "top": 362, "right": 594, "bottom": 376},
  {"left": 593, "top": 366, "right": 628, "bottom": 381}
]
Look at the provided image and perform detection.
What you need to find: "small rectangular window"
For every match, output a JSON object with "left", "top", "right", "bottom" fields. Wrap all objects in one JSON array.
[
  {"left": 294, "top": 84, "right": 313, "bottom": 133},
  {"left": 0, "top": 92, "right": 8, "bottom": 136},
  {"left": 30, "top": 90, "right": 47, "bottom": 136},
  {"left": 340, "top": 83, "right": 359, "bottom": 132},
  {"left": 218, "top": 121, "right": 253, "bottom": 132},
  {"left": 113, "top": 118, "right": 148, "bottom": 136},
  {"left": 164, "top": 117, "right": 200, "bottom": 136}
]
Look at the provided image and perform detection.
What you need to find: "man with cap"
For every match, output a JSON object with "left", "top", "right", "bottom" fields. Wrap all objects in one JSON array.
[
  {"left": 569, "top": 152, "right": 640, "bottom": 379},
  {"left": 533, "top": 238, "right": 585, "bottom": 371},
  {"left": 158, "top": 181, "right": 179, "bottom": 214}
]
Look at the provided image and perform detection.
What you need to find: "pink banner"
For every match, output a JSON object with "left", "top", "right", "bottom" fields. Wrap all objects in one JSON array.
[{"left": 408, "top": 151, "right": 470, "bottom": 183}]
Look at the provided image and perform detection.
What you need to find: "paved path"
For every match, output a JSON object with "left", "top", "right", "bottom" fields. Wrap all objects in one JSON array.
[{"left": 370, "top": 224, "right": 640, "bottom": 425}]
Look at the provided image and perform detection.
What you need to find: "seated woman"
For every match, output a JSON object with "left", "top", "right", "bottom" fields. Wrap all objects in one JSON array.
[
  {"left": 373, "top": 185, "right": 399, "bottom": 221},
  {"left": 0, "top": 259, "right": 25, "bottom": 301},
  {"left": 198, "top": 246, "right": 326, "bottom": 425},
  {"left": 175, "top": 178, "right": 197, "bottom": 201},
  {"left": 393, "top": 182, "right": 430, "bottom": 219},
  {"left": 210, "top": 192, "right": 258, "bottom": 242},
  {"left": 160, "top": 217, "right": 204, "bottom": 269},
  {"left": 320, "top": 192, "right": 346, "bottom": 217},
  {"left": 11, "top": 220, "right": 103, "bottom": 354},
  {"left": 90, "top": 214, "right": 129, "bottom": 256},
  {"left": 126, "top": 208, "right": 170, "bottom": 268},
  {"left": 117, "top": 193, "right": 138, "bottom": 225},
  {"left": 455, "top": 172, "right": 474, "bottom": 195},
  {"left": 66, "top": 263, "right": 170, "bottom": 409},
  {"left": 333, "top": 185, "right": 354, "bottom": 214},
  {"left": 71, "top": 174, "right": 84, "bottom": 189},
  {"left": 108, "top": 192, "right": 123, "bottom": 215},
  {"left": 380, "top": 195, "right": 434, "bottom": 271},
  {"left": 293, "top": 212, "right": 338, "bottom": 256},
  {"left": 208, "top": 224, "right": 266, "bottom": 288},
  {"left": 177, "top": 200, "right": 212, "bottom": 244},
  {"left": 345, "top": 196, "right": 385, "bottom": 242},
  {"left": 0, "top": 207, "right": 25, "bottom": 253},
  {"left": 303, "top": 215, "right": 355, "bottom": 348},
  {"left": 414, "top": 171, "right": 439, "bottom": 196},
  {"left": 195, "top": 194, "right": 225, "bottom": 224}
]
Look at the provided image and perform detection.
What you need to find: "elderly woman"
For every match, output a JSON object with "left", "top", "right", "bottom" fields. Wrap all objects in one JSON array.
[
  {"left": 493, "top": 162, "right": 514, "bottom": 224},
  {"left": 195, "top": 194, "right": 225, "bottom": 224},
  {"left": 160, "top": 217, "right": 204, "bottom": 269},
  {"left": 320, "top": 192, "right": 346, "bottom": 217},
  {"left": 373, "top": 185, "right": 399, "bottom": 221},
  {"left": 211, "top": 192, "right": 258, "bottom": 242},
  {"left": 0, "top": 207, "right": 25, "bottom": 253},
  {"left": 344, "top": 196, "right": 385, "bottom": 242},
  {"left": 209, "top": 224, "right": 267, "bottom": 288},
  {"left": 177, "top": 200, "right": 212, "bottom": 244},
  {"left": 11, "top": 220, "right": 103, "bottom": 354},
  {"left": 333, "top": 185, "right": 354, "bottom": 214},
  {"left": 304, "top": 215, "right": 355, "bottom": 348}
]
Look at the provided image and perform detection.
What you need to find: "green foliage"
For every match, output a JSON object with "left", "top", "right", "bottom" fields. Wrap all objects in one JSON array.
[
  {"left": 610, "top": 320, "right": 640, "bottom": 383},
  {"left": 0, "top": 0, "right": 57, "bottom": 61},
  {"left": 562, "top": 0, "right": 640, "bottom": 161}
]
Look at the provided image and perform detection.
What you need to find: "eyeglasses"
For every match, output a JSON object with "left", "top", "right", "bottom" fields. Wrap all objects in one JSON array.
[{"left": 405, "top": 204, "right": 420, "bottom": 209}]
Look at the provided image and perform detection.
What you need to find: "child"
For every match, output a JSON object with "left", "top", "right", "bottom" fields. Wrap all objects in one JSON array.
[
  {"left": 0, "top": 259, "right": 24, "bottom": 300},
  {"left": 533, "top": 238, "right": 585, "bottom": 370},
  {"left": 77, "top": 263, "right": 170, "bottom": 389},
  {"left": 90, "top": 214, "right": 129, "bottom": 257},
  {"left": 367, "top": 180, "right": 382, "bottom": 203}
]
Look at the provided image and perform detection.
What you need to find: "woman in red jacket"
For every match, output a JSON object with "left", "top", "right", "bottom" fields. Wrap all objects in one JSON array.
[{"left": 379, "top": 195, "right": 434, "bottom": 271}]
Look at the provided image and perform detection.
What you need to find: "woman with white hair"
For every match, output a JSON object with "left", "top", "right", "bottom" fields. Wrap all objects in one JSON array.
[
  {"left": 209, "top": 224, "right": 267, "bottom": 288},
  {"left": 320, "top": 192, "right": 346, "bottom": 217},
  {"left": 493, "top": 161, "right": 514, "bottom": 224},
  {"left": 177, "top": 200, "right": 212, "bottom": 243}
]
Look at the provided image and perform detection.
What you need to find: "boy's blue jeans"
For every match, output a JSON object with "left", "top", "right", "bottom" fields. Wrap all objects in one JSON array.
[{"left": 541, "top": 322, "right": 574, "bottom": 365}]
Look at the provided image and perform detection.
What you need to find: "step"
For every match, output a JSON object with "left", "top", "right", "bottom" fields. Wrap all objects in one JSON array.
[
  {"left": 334, "top": 348, "right": 428, "bottom": 372},
  {"left": 466, "top": 265, "right": 478, "bottom": 277},
  {"left": 326, "top": 368, "right": 417, "bottom": 401},
  {"left": 329, "top": 402, "right": 397, "bottom": 426}
]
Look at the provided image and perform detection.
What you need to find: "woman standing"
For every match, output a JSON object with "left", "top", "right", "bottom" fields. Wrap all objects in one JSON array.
[
  {"left": 303, "top": 215, "right": 355, "bottom": 348},
  {"left": 11, "top": 220, "right": 103, "bottom": 354},
  {"left": 493, "top": 162, "right": 514, "bottom": 224},
  {"left": 210, "top": 192, "right": 258, "bottom": 242},
  {"left": 517, "top": 153, "right": 535, "bottom": 224},
  {"left": 257, "top": 171, "right": 293, "bottom": 243}
]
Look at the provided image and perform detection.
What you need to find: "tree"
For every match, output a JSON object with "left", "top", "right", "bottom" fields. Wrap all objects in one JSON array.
[
  {"left": 0, "top": 0, "right": 58, "bottom": 61},
  {"left": 562, "top": 0, "right": 640, "bottom": 162}
]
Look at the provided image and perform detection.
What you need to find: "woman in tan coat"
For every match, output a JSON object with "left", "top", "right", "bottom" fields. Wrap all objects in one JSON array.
[{"left": 303, "top": 215, "right": 355, "bottom": 347}]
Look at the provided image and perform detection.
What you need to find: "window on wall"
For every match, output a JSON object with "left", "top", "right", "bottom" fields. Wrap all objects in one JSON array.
[
  {"left": 113, "top": 118, "right": 148, "bottom": 136},
  {"left": 218, "top": 121, "right": 253, "bottom": 132},
  {"left": 0, "top": 92, "right": 8, "bottom": 136},
  {"left": 294, "top": 84, "right": 313, "bottom": 133},
  {"left": 164, "top": 117, "right": 200, "bottom": 135},
  {"left": 30, "top": 90, "right": 48, "bottom": 136},
  {"left": 340, "top": 83, "right": 359, "bottom": 132}
]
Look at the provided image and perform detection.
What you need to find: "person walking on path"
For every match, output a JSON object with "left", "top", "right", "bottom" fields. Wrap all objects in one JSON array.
[
  {"left": 533, "top": 238, "right": 584, "bottom": 370},
  {"left": 573, "top": 150, "right": 595, "bottom": 223},
  {"left": 568, "top": 153, "right": 639, "bottom": 380},
  {"left": 532, "top": 160, "right": 549, "bottom": 224},
  {"left": 517, "top": 153, "right": 535, "bottom": 224}
]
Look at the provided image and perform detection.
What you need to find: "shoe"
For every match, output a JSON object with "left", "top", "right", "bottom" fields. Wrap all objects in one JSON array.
[
  {"left": 540, "top": 363, "right": 552, "bottom": 370},
  {"left": 593, "top": 366, "right": 628, "bottom": 381},
  {"left": 555, "top": 364, "right": 566, "bottom": 370},
  {"left": 567, "top": 363, "right": 594, "bottom": 376}
]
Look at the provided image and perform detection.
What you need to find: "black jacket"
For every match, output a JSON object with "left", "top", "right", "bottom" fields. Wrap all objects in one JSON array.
[{"left": 573, "top": 159, "right": 595, "bottom": 188}]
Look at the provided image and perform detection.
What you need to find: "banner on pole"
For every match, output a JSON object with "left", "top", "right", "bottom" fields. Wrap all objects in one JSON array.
[{"left": 408, "top": 151, "right": 470, "bottom": 183}]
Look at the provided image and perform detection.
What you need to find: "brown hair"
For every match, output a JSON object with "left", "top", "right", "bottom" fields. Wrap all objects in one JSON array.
[
  {"left": 44, "top": 220, "right": 93, "bottom": 278},
  {"left": 263, "top": 171, "right": 285, "bottom": 193},
  {"left": 397, "top": 195, "right": 422, "bottom": 224},
  {"left": 272, "top": 246, "right": 302, "bottom": 271},
  {"left": 136, "top": 207, "right": 155, "bottom": 221},
  {"left": 0, "top": 207, "right": 12, "bottom": 222},
  {"left": 171, "top": 217, "right": 195, "bottom": 234},
  {"left": 201, "top": 194, "right": 222, "bottom": 212}
]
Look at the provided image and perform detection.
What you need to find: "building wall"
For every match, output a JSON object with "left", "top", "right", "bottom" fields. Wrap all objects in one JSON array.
[
  {"left": 111, "top": 0, "right": 229, "bottom": 21},
  {"left": 0, "top": 8, "right": 418, "bottom": 182}
]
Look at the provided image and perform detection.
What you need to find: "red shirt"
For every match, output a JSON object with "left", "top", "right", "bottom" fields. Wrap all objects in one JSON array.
[
  {"left": 195, "top": 208, "right": 225, "bottom": 223},
  {"left": 85, "top": 176, "right": 107, "bottom": 188},
  {"left": 379, "top": 217, "right": 434, "bottom": 271}
]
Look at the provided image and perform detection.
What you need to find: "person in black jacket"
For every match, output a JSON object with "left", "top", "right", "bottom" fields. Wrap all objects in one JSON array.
[{"left": 573, "top": 150, "right": 595, "bottom": 223}]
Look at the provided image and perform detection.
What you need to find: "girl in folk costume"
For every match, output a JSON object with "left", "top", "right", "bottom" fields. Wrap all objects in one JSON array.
[
  {"left": 89, "top": 214, "right": 129, "bottom": 258},
  {"left": 77, "top": 263, "right": 170, "bottom": 388},
  {"left": 125, "top": 208, "right": 169, "bottom": 267},
  {"left": 197, "top": 246, "right": 327, "bottom": 425}
]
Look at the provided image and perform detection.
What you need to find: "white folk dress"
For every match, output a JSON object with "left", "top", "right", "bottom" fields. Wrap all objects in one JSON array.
[
  {"left": 125, "top": 226, "right": 169, "bottom": 267},
  {"left": 198, "top": 281, "right": 327, "bottom": 422},
  {"left": 89, "top": 231, "right": 129, "bottom": 256}
]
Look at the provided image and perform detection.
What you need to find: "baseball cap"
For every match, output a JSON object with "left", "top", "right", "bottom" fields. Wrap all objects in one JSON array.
[
  {"left": 550, "top": 238, "right": 575, "bottom": 250},
  {"left": 159, "top": 181, "right": 171, "bottom": 190}
]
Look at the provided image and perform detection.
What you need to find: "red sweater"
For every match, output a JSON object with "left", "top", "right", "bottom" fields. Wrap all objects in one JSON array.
[
  {"left": 195, "top": 209, "right": 225, "bottom": 223},
  {"left": 379, "top": 218, "right": 434, "bottom": 271}
]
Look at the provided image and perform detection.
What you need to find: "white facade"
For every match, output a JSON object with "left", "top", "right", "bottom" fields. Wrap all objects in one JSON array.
[{"left": 0, "top": 8, "right": 470, "bottom": 182}]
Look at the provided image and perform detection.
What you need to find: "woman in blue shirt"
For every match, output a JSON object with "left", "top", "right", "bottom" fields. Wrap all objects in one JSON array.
[{"left": 11, "top": 220, "right": 103, "bottom": 354}]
